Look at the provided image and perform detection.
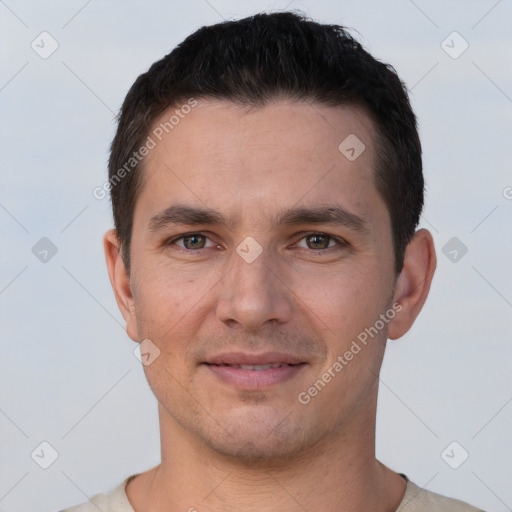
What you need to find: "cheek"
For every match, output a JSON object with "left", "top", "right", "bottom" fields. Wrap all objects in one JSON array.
[
  {"left": 293, "top": 261, "right": 391, "bottom": 363},
  {"left": 133, "top": 268, "right": 206, "bottom": 399},
  {"left": 297, "top": 267, "right": 389, "bottom": 411},
  {"left": 131, "top": 259, "right": 218, "bottom": 348},
  {"left": 295, "top": 261, "right": 378, "bottom": 322}
]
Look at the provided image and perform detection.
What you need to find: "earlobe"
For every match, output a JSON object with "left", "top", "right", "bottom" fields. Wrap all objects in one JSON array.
[
  {"left": 388, "top": 229, "right": 437, "bottom": 340},
  {"left": 103, "top": 229, "right": 139, "bottom": 341}
]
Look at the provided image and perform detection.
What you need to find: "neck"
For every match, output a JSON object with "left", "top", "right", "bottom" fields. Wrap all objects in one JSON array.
[{"left": 126, "top": 398, "right": 406, "bottom": 512}]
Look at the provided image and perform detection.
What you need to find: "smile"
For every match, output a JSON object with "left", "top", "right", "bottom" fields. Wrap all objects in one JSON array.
[
  {"left": 204, "top": 362, "right": 307, "bottom": 389},
  {"left": 211, "top": 363, "right": 294, "bottom": 370}
]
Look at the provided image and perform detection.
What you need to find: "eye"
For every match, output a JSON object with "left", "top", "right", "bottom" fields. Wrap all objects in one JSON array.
[
  {"left": 295, "top": 233, "right": 345, "bottom": 250},
  {"left": 171, "top": 233, "right": 216, "bottom": 250}
]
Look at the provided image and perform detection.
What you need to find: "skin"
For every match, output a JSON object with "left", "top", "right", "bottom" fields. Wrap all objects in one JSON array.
[{"left": 104, "top": 98, "right": 436, "bottom": 512}]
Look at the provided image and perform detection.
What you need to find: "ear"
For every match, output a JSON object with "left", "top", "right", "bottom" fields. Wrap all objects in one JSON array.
[
  {"left": 103, "top": 229, "right": 139, "bottom": 342},
  {"left": 387, "top": 229, "right": 437, "bottom": 340}
]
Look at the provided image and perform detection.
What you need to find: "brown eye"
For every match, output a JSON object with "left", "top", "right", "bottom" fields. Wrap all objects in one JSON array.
[
  {"left": 304, "top": 234, "right": 333, "bottom": 250},
  {"left": 183, "top": 235, "right": 206, "bottom": 249},
  {"left": 173, "top": 234, "right": 214, "bottom": 250}
]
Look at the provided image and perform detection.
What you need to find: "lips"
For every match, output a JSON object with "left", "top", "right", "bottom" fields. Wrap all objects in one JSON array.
[
  {"left": 203, "top": 352, "right": 307, "bottom": 389},
  {"left": 219, "top": 363, "right": 293, "bottom": 370}
]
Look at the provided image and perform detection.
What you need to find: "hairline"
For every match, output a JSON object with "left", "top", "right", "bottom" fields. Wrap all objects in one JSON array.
[{"left": 121, "top": 95, "right": 401, "bottom": 273}]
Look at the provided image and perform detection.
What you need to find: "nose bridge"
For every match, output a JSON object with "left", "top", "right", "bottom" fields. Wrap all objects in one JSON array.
[
  {"left": 227, "top": 242, "right": 276, "bottom": 302},
  {"left": 235, "top": 245, "right": 274, "bottom": 292},
  {"left": 216, "top": 241, "right": 292, "bottom": 330}
]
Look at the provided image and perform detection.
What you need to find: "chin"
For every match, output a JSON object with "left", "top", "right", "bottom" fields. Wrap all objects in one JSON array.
[
  {"left": 207, "top": 435, "right": 309, "bottom": 466},
  {"left": 199, "top": 407, "right": 321, "bottom": 465}
]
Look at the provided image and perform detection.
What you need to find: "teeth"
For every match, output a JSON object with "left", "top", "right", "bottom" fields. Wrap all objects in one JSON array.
[{"left": 235, "top": 364, "right": 290, "bottom": 370}]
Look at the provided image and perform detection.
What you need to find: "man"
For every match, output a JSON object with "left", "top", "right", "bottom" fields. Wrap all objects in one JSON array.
[{"left": 62, "top": 11, "right": 484, "bottom": 512}]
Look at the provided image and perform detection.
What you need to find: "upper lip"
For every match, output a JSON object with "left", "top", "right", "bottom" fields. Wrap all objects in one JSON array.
[{"left": 205, "top": 351, "right": 306, "bottom": 366}]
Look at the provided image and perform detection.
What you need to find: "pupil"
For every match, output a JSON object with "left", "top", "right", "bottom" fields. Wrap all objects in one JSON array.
[
  {"left": 309, "top": 235, "right": 328, "bottom": 249},
  {"left": 185, "top": 235, "right": 204, "bottom": 249}
]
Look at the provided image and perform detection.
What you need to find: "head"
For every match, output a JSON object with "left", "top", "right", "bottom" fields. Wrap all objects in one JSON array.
[
  {"left": 108, "top": 11, "right": 423, "bottom": 275},
  {"left": 104, "top": 12, "right": 435, "bottom": 463}
]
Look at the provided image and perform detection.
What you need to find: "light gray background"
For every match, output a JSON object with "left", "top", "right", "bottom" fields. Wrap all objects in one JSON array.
[{"left": 1, "top": 1, "right": 511, "bottom": 511}]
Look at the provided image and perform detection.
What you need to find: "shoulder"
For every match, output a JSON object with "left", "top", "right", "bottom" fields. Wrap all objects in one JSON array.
[
  {"left": 58, "top": 475, "right": 137, "bottom": 512},
  {"left": 397, "top": 479, "right": 485, "bottom": 512}
]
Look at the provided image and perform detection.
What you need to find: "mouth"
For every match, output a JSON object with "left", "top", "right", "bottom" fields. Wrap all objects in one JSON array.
[
  {"left": 205, "top": 351, "right": 306, "bottom": 366},
  {"left": 208, "top": 363, "right": 299, "bottom": 370},
  {"left": 203, "top": 355, "right": 307, "bottom": 389}
]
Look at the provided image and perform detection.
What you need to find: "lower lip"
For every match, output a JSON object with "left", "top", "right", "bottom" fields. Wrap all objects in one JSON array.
[{"left": 204, "top": 363, "right": 306, "bottom": 389}]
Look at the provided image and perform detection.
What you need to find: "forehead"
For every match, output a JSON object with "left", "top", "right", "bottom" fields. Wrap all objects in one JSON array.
[
  {"left": 134, "top": 98, "right": 385, "bottom": 231},
  {"left": 146, "top": 98, "right": 376, "bottom": 167}
]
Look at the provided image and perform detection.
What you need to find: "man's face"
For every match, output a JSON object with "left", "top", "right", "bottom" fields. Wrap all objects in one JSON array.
[{"left": 125, "top": 99, "right": 399, "bottom": 461}]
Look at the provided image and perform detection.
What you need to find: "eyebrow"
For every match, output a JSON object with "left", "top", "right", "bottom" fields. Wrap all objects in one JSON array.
[{"left": 148, "top": 204, "right": 369, "bottom": 235}]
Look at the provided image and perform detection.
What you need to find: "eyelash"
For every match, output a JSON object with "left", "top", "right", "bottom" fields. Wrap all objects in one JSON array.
[{"left": 164, "top": 232, "right": 348, "bottom": 252}]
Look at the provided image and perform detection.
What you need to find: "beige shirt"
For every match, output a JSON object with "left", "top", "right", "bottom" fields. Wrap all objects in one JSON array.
[{"left": 60, "top": 474, "right": 485, "bottom": 512}]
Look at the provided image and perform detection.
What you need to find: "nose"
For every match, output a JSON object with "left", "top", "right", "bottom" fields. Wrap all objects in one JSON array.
[{"left": 215, "top": 246, "right": 293, "bottom": 333}]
